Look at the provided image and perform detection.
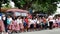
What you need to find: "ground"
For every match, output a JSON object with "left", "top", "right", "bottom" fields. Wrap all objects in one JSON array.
[{"left": 12, "top": 28, "right": 60, "bottom": 34}]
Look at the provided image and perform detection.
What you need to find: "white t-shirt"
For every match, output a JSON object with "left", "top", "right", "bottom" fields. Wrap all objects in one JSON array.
[
  {"left": 16, "top": 19, "right": 22, "bottom": 24},
  {"left": 8, "top": 18, "right": 12, "bottom": 21},
  {"left": 49, "top": 19, "right": 55, "bottom": 23},
  {"left": 28, "top": 19, "right": 34, "bottom": 24},
  {"left": 31, "top": 20, "right": 34, "bottom": 24},
  {"left": 20, "top": 19, "right": 22, "bottom": 23},
  {"left": 16, "top": 19, "right": 20, "bottom": 24},
  {"left": 55, "top": 19, "right": 60, "bottom": 23},
  {"left": 37, "top": 20, "right": 40, "bottom": 24},
  {"left": 53, "top": 20, "right": 55, "bottom": 23},
  {"left": 7, "top": 18, "right": 12, "bottom": 24},
  {"left": 28, "top": 19, "right": 31, "bottom": 23},
  {"left": 0, "top": 16, "right": 2, "bottom": 20},
  {"left": 33, "top": 19, "right": 37, "bottom": 24},
  {"left": 3, "top": 17, "right": 6, "bottom": 20}
]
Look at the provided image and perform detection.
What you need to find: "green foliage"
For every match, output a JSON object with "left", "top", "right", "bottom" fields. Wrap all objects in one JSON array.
[
  {"left": 12, "top": 0, "right": 26, "bottom": 8},
  {"left": 31, "top": 0, "right": 57, "bottom": 15},
  {"left": 0, "top": 0, "right": 60, "bottom": 15},
  {"left": 12, "top": 0, "right": 33, "bottom": 9},
  {"left": 2, "top": 3, "right": 12, "bottom": 8},
  {"left": 0, "top": 0, "right": 9, "bottom": 12},
  {"left": 0, "top": 0, "right": 9, "bottom": 7}
]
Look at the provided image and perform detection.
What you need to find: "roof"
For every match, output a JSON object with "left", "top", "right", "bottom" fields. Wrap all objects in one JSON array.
[{"left": 6, "top": 8, "right": 29, "bottom": 13}]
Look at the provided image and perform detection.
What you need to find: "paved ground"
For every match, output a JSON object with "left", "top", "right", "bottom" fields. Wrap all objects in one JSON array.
[{"left": 12, "top": 28, "right": 60, "bottom": 34}]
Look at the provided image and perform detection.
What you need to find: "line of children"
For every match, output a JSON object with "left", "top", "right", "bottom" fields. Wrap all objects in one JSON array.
[{"left": 0, "top": 15, "right": 60, "bottom": 34}]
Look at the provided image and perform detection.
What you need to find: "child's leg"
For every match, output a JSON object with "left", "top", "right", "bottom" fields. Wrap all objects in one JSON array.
[{"left": 20, "top": 24, "right": 24, "bottom": 32}]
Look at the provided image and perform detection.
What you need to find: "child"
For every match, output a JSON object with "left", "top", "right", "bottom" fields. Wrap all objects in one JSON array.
[
  {"left": 0, "top": 16, "right": 5, "bottom": 33},
  {"left": 36, "top": 18, "right": 41, "bottom": 30},
  {"left": 7, "top": 16, "right": 12, "bottom": 33},
  {"left": 16, "top": 16, "right": 24, "bottom": 32},
  {"left": 11, "top": 17, "right": 17, "bottom": 32},
  {"left": 23, "top": 17, "right": 28, "bottom": 32},
  {"left": 29, "top": 18, "right": 35, "bottom": 31}
]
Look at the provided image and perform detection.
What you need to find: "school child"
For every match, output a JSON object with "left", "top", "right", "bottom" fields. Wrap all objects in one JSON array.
[
  {"left": 7, "top": 16, "right": 12, "bottom": 33},
  {"left": 48, "top": 17, "right": 53, "bottom": 29},
  {"left": 23, "top": 17, "right": 28, "bottom": 32},
  {"left": 53, "top": 18, "right": 57, "bottom": 28},
  {"left": 16, "top": 16, "right": 24, "bottom": 32},
  {"left": 0, "top": 16, "right": 5, "bottom": 33},
  {"left": 42, "top": 17, "right": 48, "bottom": 29},
  {"left": 36, "top": 18, "right": 41, "bottom": 30},
  {"left": 11, "top": 17, "right": 17, "bottom": 32},
  {"left": 58, "top": 17, "right": 60, "bottom": 28}
]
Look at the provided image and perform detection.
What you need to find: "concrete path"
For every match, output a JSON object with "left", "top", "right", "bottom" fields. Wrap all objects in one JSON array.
[{"left": 12, "top": 28, "right": 60, "bottom": 34}]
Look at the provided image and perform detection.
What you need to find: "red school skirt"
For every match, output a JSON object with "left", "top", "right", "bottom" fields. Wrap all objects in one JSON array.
[{"left": 0, "top": 20, "right": 5, "bottom": 32}]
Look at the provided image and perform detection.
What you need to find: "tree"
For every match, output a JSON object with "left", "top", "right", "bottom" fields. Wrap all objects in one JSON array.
[
  {"left": 12, "top": 0, "right": 33, "bottom": 10},
  {"left": 12, "top": 0, "right": 60, "bottom": 15},
  {"left": 31, "top": 0, "right": 58, "bottom": 15},
  {"left": 0, "top": 0, "right": 9, "bottom": 13},
  {"left": 0, "top": 0, "right": 60, "bottom": 15}
]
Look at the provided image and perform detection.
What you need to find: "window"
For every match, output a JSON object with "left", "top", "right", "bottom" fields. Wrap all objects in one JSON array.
[
  {"left": 14, "top": 12, "right": 21, "bottom": 16},
  {"left": 21, "top": 13, "right": 27, "bottom": 16}
]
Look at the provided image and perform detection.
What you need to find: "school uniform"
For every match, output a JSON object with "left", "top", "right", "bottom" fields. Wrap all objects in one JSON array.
[
  {"left": 30, "top": 20, "right": 35, "bottom": 28},
  {"left": 57, "top": 19, "right": 60, "bottom": 27},
  {"left": 33, "top": 19, "right": 37, "bottom": 28},
  {"left": 16, "top": 19, "right": 20, "bottom": 31},
  {"left": 11, "top": 20, "right": 17, "bottom": 30},
  {"left": 0, "top": 20, "right": 5, "bottom": 32},
  {"left": 16, "top": 19, "right": 24, "bottom": 30},
  {"left": 23, "top": 19, "right": 27, "bottom": 28},
  {"left": 7, "top": 18, "right": 12, "bottom": 30},
  {"left": 49, "top": 20, "right": 53, "bottom": 29},
  {"left": 3, "top": 17, "right": 8, "bottom": 32},
  {"left": 36, "top": 20, "right": 40, "bottom": 28},
  {"left": 53, "top": 19, "right": 57, "bottom": 27}
]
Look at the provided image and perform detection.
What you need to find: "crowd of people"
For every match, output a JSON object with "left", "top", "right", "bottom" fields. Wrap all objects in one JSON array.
[{"left": 0, "top": 15, "right": 60, "bottom": 34}]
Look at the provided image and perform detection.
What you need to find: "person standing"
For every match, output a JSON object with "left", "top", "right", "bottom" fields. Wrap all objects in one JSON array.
[
  {"left": 2, "top": 15, "right": 8, "bottom": 34},
  {"left": 48, "top": 16, "right": 54, "bottom": 29},
  {"left": 0, "top": 15, "right": 5, "bottom": 34},
  {"left": 16, "top": 16, "right": 24, "bottom": 32},
  {"left": 58, "top": 17, "right": 60, "bottom": 28},
  {"left": 7, "top": 15, "right": 13, "bottom": 33}
]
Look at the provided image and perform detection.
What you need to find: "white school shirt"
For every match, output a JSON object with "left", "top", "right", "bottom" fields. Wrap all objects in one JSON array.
[
  {"left": 28, "top": 19, "right": 33, "bottom": 24},
  {"left": 28, "top": 19, "right": 31, "bottom": 23},
  {"left": 33, "top": 20, "right": 36, "bottom": 24},
  {"left": 33, "top": 19, "right": 37, "bottom": 24},
  {"left": 20, "top": 19, "right": 23, "bottom": 23},
  {"left": 37, "top": 20, "right": 40, "bottom": 24},
  {"left": 53, "top": 20, "right": 56, "bottom": 23},
  {"left": 49, "top": 19, "right": 55, "bottom": 23},
  {"left": 16, "top": 19, "right": 20, "bottom": 24},
  {"left": 0, "top": 16, "right": 2, "bottom": 20},
  {"left": 30, "top": 20, "right": 35, "bottom": 24},
  {"left": 57, "top": 19, "right": 60, "bottom": 23},
  {"left": 7, "top": 18, "right": 12, "bottom": 24},
  {"left": 8, "top": 18, "right": 12, "bottom": 22},
  {"left": 3, "top": 17, "right": 6, "bottom": 20},
  {"left": 16, "top": 19, "right": 23, "bottom": 24}
]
